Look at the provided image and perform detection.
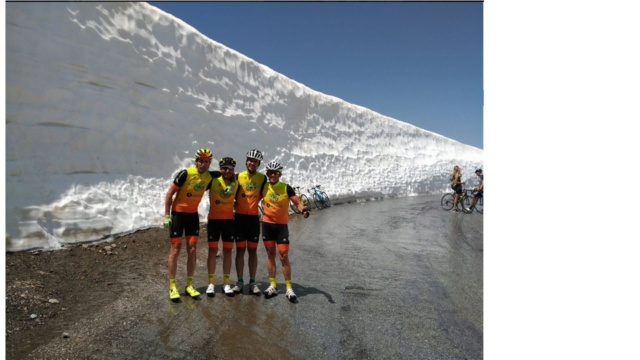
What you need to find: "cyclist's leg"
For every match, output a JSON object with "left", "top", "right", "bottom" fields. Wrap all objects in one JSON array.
[
  {"left": 262, "top": 223, "right": 278, "bottom": 280},
  {"left": 233, "top": 216, "right": 247, "bottom": 281},
  {"left": 168, "top": 213, "right": 186, "bottom": 280},
  {"left": 221, "top": 220, "right": 235, "bottom": 286},
  {"left": 207, "top": 220, "right": 221, "bottom": 285},
  {"left": 246, "top": 216, "right": 260, "bottom": 281},
  {"left": 274, "top": 224, "right": 294, "bottom": 298},
  {"left": 474, "top": 193, "right": 483, "bottom": 213},
  {"left": 441, "top": 193, "right": 455, "bottom": 210},
  {"left": 184, "top": 213, "right": 201, "bottom": 278},
  {"left": 470, "top": 193, "right": 477, "bottom": 208},
  {"left": 462, "top": 192, "right": 472, "bottom": 213},
  {"left": 452, "top": 185, "right": 463, "bottom": 211}
]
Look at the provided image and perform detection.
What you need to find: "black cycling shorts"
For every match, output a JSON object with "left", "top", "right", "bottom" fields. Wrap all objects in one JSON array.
[
  {"left": 235, "top": 214, "right": 261, "bottom": 243},
  {"left": 261, "top": 223, "right": 290, "bottom": 245},
  {"left": 207, "top": 219, "right": 235, "bottom": 242},
  {"left": 169, "top": 212, "right": 200, "bottom": 238}
]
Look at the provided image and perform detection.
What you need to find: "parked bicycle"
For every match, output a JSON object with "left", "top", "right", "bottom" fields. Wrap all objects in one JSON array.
[
  {"left": 441, "top": 189, "right": 474, "bottom": 214},
  {"left": 309, "top": 185, "right": 331, "bottom": 209},
  {"left": 290, "top": 186, "right": 311, "bottom": 214}
]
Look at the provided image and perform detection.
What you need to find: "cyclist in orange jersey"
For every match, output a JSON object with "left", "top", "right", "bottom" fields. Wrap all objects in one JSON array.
[
  {"left": 260, "top": 160, "right": 309, "bottom": 302},
  {"left": 231, "top": 149, "right": 267, "bottom": 296},
  {"left": 205, "top": 157, "right": 239, "bottom": 297},
  {"left": 164, "top": 148, "right": 213, "bottom": 301}
]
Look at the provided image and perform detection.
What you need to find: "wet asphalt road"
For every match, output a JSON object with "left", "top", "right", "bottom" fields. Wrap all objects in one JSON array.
[
  {"left": 34, "top": 194, "right": 483, "bottom": 359},
  {"left": 163, "top": 194, "right": 483, "bottom": 359}
]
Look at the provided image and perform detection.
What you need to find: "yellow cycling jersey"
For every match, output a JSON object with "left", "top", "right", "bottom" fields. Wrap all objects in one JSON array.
[
  {"left": 261, "top": 181, "right": 294, "bottom": 224},
  {"left": 235, "top": 170, "right": 266, "bottom": 216},
  {"left": 172, "top": 167, "right": 212, "bottom": 213},
  {"left": 207, "top": 175, "right": 238, "bottom": 220}
]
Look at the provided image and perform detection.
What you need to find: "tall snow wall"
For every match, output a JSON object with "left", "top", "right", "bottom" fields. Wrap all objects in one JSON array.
[{"left": 5, "top": 2, "right": 483, "bottom": 252}]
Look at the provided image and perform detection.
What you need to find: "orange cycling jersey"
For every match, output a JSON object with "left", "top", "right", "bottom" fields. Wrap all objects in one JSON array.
[
  {"left": 207, "top": 175, "right": 238, "bottom": 220},
  {"left": 235, "top": 170, "right": 266, "bottom": 215},
  {"left": 261, "top": 181, "right": 296, "bottom": 224},
  {"left": 171, "top": 167, "right": 213, "bottom": 213}
]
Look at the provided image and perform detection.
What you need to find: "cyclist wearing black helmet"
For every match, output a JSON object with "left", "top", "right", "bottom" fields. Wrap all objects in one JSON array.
[
  {"left": 231, "top": 149, "right": 267, "bottom": 295},
  {"left": 164, "top": 148, "right": 214, "bottom": 301},
  {"left": 470, "top": 168, "right": 483, "bottom": 210},
  {"left": 261, "top": 160, "right": 309, "bottom": 302},
  {"left": 205, "top": 157, "right": 239, "bottom": 297}
]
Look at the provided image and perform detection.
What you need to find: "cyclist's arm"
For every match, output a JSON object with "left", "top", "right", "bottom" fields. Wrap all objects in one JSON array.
[
  {"left": 165, "top": 170, "right": 187, "bottom": 215},
  {"left": 287, "top": 185, "right": 307, "bottom": 213},
  {"left": 258, "top": 175, "right": 267, "bottom": 198},
  {"left": 165, "top": 186, "right": 179, "bottom": 216}
]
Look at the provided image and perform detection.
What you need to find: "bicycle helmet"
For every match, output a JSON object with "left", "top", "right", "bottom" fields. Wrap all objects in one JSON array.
[
  {"left": 219, "top": 157, "right": 236, "bottom": 168},
  {"left": 475, "top": 168, "right": 483, "bottom": 173},
  {"left": 195, "top": 148, "right": 212, "bottom": 160},
  {"left": 265, "top": 160, "right": 283, "bottom": 172},
  {"left": 246, "top": 149, "right": 263, "bottom": 161}
]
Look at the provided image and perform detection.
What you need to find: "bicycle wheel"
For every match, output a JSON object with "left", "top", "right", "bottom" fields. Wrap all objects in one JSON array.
[
  {"left": 300, "top": 194, "right": 311, "bottom": 211},
  {"left": 313, "top": 194, "right": 323, "bottom": 210},
  {"left": 290, "top": 200, "right": 300, "bottom": 214},
  {"left": 474, "top": 197, "right": 483, "bottom": 214},
  {"left": 321, "top": 192, "right": 331, "bottom": 208},
  {"left": 441, "top": 193, "right": 455, "bottom": 210},
  {"left": 461, "top": 194, "right": 472, "bottom": 214}
]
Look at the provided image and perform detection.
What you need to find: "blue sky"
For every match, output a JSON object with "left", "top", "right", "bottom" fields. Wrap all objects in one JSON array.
[{"left": 149, "top": 2, "right": 483, "bottom": 149}]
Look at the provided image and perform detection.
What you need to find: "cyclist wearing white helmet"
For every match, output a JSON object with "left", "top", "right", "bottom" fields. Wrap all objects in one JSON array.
[
  {"left": 164, "top": 148, "right": 213, "bottom": 301},
  {"left": 231, "top": 149, "right": 267, "bottom": 295},
  {"left": 261, "top": 160, "right": 309, "bottom": 302},
  {"left": 205, "top": 157, "right": 239, "bottom": 297}
]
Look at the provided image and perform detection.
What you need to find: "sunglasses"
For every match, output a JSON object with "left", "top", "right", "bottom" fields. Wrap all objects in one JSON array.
[{"left": 266, "top": 170, "right": 280, "bottom": 175}]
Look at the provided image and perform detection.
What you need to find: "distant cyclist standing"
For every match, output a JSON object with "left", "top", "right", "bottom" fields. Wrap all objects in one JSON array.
[
  {"left": 231, "top": 149, "right": 267, "bottom": 295},
  {"left": 164, "top": 148, "right": 213, "bottom": 301},
  {"left": 450, "top": 165, "right": 467, "bottom": 212},
  {"left": 470, "top": 168, "right": 483, "bottom": 210},
  {"left": 205, "top": 157, "right": 239, "bottom": 297},
  {"left": 261, "top": 160, "right": 309, "bottom": 301}
]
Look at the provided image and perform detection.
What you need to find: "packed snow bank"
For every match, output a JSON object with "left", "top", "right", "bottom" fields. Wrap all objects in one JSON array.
[{"left": 5, "top": 3, "right": 482, "bottom": 251}]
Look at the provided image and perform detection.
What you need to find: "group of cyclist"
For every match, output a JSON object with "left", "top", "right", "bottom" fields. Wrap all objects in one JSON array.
[
  {"left": 164, "top": 148, "right": 309, "bottom": 303},
  {"left": 450, "top": 165, "right": 483, "bottom": 212}
]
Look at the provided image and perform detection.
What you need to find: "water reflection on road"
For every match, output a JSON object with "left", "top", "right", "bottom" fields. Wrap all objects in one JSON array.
[{"left": 149, "top": 195, "right": 482, "bottom": 359}]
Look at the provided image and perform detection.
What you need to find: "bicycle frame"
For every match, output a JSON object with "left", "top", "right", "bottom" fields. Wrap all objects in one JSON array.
[
  {"left": 311, "top": 187, "right": 322, "bottom": 200},
  {"left": 308, "top": 185, "right": 330, "bottom": 210},
  {"left": 441, "top": 188, "right": 473, "bottom": 213}
]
